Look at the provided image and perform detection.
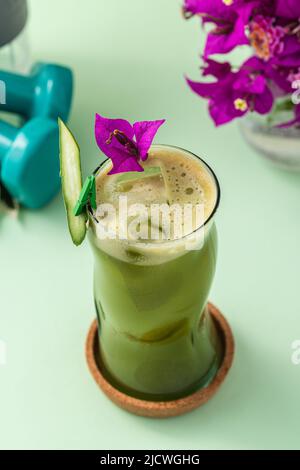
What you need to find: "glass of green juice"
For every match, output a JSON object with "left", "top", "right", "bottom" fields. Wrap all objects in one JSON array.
[{"left": 87, "top": 144, "right": 222, "bottom": 401}]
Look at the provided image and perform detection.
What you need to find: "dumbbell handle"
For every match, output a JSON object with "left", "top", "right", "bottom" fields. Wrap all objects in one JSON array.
[
  {"left": 0, "top": 70, "right": 33, "bottom": 115},
  {"left": 0, "top": 120, "right": 18, "bottom": 161}
]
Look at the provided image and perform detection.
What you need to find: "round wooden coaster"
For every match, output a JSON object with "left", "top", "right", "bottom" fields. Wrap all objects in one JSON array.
[{"left": 86, "top": 303, "right": 234, "bottom": 418}]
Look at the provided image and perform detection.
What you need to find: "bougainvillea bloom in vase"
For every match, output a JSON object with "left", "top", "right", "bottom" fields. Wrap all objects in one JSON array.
[{"left": 183, "top": 0, "right": 300, "bottom": 169}]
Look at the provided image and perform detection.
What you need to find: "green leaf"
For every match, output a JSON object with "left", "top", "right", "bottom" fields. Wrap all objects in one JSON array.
[{"left": 273, "top": 98, "right": 294, "bottom": 113}]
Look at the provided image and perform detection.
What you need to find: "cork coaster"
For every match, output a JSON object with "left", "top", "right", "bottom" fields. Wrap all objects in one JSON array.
[{"left": 86, "top": 303, "right": 234, "bottom": 418}]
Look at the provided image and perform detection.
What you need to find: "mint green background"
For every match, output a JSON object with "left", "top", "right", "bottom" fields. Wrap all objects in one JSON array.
[{"left": 0, "top": 0, "right": 300, "bottom": 450}]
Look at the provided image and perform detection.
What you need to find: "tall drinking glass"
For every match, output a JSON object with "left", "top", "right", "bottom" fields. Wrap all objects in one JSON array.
[{"left": 88, "top": 145, "right": 222, "bottom": 401}]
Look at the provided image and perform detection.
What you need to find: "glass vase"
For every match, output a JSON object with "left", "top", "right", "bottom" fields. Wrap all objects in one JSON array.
[{"left": 240, "top": 111, "right": 300, "bottom": 171}]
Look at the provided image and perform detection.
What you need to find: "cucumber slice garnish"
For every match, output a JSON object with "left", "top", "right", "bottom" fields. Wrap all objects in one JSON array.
[
  {"left": 58, "top": 118, "right": 87, "bottom": 246},
  {"left": 115, "top": 166, "right": 161, "bottom": 191}
]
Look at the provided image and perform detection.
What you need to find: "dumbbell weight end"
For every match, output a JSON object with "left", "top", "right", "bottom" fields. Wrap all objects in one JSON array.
[
  {"left": 0, "top": 118, "right": 60, "bottom": 208},
  {"left": 0, "top": 63, "right": 73, "bottom": 122}
]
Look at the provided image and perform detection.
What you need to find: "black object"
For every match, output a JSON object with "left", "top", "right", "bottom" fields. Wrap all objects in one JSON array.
[
  {"left": 0, "top": 0, "right": 28, "bottom": 48},
  {"left": 0, "top": 180, "right": 17, "bottom": 210}
]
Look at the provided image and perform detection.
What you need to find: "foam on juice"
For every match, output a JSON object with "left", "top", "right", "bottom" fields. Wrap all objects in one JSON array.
[{"left": 90, "top": 145, "right": 218, "bottom": 265}]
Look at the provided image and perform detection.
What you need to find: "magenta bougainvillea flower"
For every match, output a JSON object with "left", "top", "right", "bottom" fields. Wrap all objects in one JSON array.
[
  {"left": 249, "top": 15, "right": 285, "bottom": 61},
  {"left": 183, "top": 0, "right": 300, "bottom": 127},
  {"left": 241, "top": 56, "right": 292, "bottom": 96},
  {"left": 276, "top": 0, "right": 300, "bottom": 20},
  {"left": 274, "top": 36, "right": 300, "bottom": 68},
  {"left": 95, "top": 114, "right": 165, "bottom": 174},
  {"left": 183, "top": 0, "right": 257, "bottom": 56},
  {"left": 187, "top": 58, "right": 274, "bottom": 125}
]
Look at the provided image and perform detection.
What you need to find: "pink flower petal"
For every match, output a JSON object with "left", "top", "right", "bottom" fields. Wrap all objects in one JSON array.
[
  {"left": 202, "top": 58, "right": 232, "bottom": 79},
  {"left": 253, "top": 87, "right": 274, "bottom": 114},
  {"left": 276, "top": 0, "right": 300, "bottom": 19},
  {"left": 95, "top": 113, "right": 134, "bottom": 160},
  {"left": 95, "top": 114, "right": 165, "bottom": 173},
  {"left": 108, "top": 157, "right": 144, "bottom": 175},
  {"left": 186, "top": 78, "right": 220, "bottom": 98},
  {"left": 133, "top": 120, "right": 165, "bottom": 161}
]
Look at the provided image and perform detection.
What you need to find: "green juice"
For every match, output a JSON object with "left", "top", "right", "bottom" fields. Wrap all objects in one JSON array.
[{"left": 88, "top": 145, "right": 223, "bottom": 401}]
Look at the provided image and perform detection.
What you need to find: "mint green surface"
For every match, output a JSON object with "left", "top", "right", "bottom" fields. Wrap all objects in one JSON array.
[{"left": 0, "top": 0, "right": 300, "bottom": 450}]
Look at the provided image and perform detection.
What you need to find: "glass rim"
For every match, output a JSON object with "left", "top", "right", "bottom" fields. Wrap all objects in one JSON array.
[{"left": 88, "top": 144, "right": 221, "bottom": 244}]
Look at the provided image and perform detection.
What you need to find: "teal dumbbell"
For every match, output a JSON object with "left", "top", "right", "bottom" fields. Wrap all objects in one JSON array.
[
  {"left": 0, "top": 117, "right": 60, "bottom": 208},
  {"left": 0, "top": 62, "right": 73, "bottom": 121}
]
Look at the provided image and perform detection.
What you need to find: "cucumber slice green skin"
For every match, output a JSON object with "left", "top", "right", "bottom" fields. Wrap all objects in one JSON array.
[
  {"left": 115, "top": 166, "right": 162, "bottom": 191},
  {"left": 58, "top": 118, "right": 87, "bottom": 246},
  {"left": 115, "top": 166, "right": 161, "bottom": 184}
]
